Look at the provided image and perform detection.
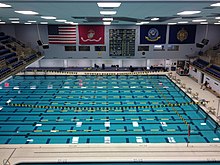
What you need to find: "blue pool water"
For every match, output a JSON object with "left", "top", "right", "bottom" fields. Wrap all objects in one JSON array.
[{"left": 0, "top": 75, "right": 219, "bottom": 144}]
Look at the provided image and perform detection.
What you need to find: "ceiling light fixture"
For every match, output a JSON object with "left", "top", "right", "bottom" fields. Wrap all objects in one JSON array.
[
  {"left": 192, "top": 19, "right": 206, "bottom": 22},
  {"left": 211, "top": 3, "right": 220, "bottom": 7},
  {"left": 136, "top": 22, "right": 143, "bottom": 25},
  {"left": 102, "top": 18, "right": 113, "bottom": 21},
  {"left": 103, "top": 22, "right": 111, "bottom": 25},
  {"left": 28, "top": 20, "right": 37, "bottom": 23},
  {"left": 177, "top": 11, "right": 201, "bottom": 15},
  {"left": 55, "top": 19, "right": 67, "bottom": 22},
  {"left": 0, "top": 3, "right": 11, "bottom": 8},
  {"left": 178, "top": 21, "right": 188, "bottom": 24},
  {"left": 11, "top": 21, "right": 19, "bottom": 24},
  {"left": 215, "top": 17, "right": 220, "bottom": 19},
  {"left": 41, "top": 16, "right": 56, "bottom": 20},
  {"left": 168, "top": 22, "right": 177, "bottom": 25},
  {"left": 9, "top": 18, "right": 19, "bottom": 21},
  {"left": 24, "top": 23, "right": 32, "bottom": 25},
  {"left": 200, "top": 22, "right": 208, "bottom": 24},
  {"left": 40, "top": 22, "right": 48, "bottom": 24},
  {"left": 97, "top": 2, "right": 121, "bottom": 8},
  {"left": 0, "top": 22, "right": 6, "bottom": 24},
  {"left": 15, "top": 11, "right": 39, "bottom": 15},
  {"left": 151, "top": 17, "right": 159, "bottom": 21},
  {"left": 214, "top": 22, "right": 220, "bottom": 24},
  {"left": 140, "top": 21, "right": 149, "bottom": 24},
  {"left": 100, "top": 11, "right": 117, "bottom": 15}
]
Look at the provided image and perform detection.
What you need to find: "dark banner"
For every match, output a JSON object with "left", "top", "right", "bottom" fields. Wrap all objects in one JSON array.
[
  {"left": 169, "top": 25, "right": 196, "bottom": 44},
  {"left": 140, "top": 25, "right": 167, "bottom": 44}
]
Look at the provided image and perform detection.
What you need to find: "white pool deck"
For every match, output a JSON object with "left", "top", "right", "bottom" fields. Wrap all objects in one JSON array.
[{"left": 0, "top": 71, "right": 220, "bottom": 165}]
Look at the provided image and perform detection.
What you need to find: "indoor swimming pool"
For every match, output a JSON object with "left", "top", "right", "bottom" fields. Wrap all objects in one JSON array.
[{"left": 0, "top": 75, "right": 219, "bottom": 144}]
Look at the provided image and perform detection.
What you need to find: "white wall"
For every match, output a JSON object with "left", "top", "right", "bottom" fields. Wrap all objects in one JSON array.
[
  {"left": 204, "top": 75, "right": 220, "bottom": 94},
  {"left": 189, "top": 65, "right": 202, "bottom": 83}
]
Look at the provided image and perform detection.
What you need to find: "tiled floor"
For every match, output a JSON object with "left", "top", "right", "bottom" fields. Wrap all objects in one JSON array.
[{"left": 0, "top": 71, "right": 220, "bottom": 165}]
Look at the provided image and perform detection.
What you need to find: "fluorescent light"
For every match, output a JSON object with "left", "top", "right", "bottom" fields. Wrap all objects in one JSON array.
[
  {"left": 100, "top": 11, "right": 117, "bottom": 15},
  {"left": 24, "top": 23, "right": 32, "bottom": 25},
  {"left": 211, "top": 3, "right": 220, "bottom": 7},
  {"left": 41, "top": 16, "right": 56, "bottom": 20},
  {"left": 177, "top": 11, "right": 201, "bottom": 15},
  {"left": 0, "top": 22, "right": 6, "bottom": 24},
  {"left": 55, "top": 19, "right": 66, "bottom": 22},
  {"left": 11, "top": 21, "right": 19, "bottom": 24},
  {"left": 215, "top": 17, "right": 220, "bottom": 19},
  {"left": 200, "top": 22, "right": 208, "bottom": 24},
  {"left": 154, "top": 45, "right": 162, "bottom": 48},
  {"left": 70, "top": 22, "right": 78, "bottom": 25},
  {"left": 192, "top": 19, "right": 206, "bottom": 22},
  {"left": 178, "top": 21, "right": 188, "bottom": 24},
  {"left": 97, "top": 2, "right": 121, "bottom": 8},
  {"left": 103, "top": 22, "right": 111, "bottom": 25},
  {"left": 136, "top": 22, "right": 143, "bottom": 25},
  {"left": 28, "top": 20, "right": 36, "bottom": 23},
  {"left": 40, "top": 22, "right": 48, "bottom": 24},
  {"left": 9, "top": 18, "right": 19, "bottom": 21},
  {"left": 15, "top": 11, "right": 39, "bottom": 15},
  {"left": 65, "top": 21, "right": 74, "bottom": 24},
  {"left": 102, "top": 18, "right": 113, "bottom": 21},
  {"left": 65, "top": 21, "right": 78, "bottom": 25},
  {"left": 214, "top": 22, "right": 220, "bottom": 25},
  {"left": 0, "top": 3, "right": 11, "bottom": 8},
  {"left": 141, "top": 21, "right": 149, "bottom": 24},
  {"left": 151, "top": 17, "right": 159, "bottom": 21},
  {"left": 168, "top": 22, "right": 177, "bottom": 25}
]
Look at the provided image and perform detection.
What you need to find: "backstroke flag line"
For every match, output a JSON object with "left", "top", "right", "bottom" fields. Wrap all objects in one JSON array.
[
  {"left": 169, "top": 25, "right": 196, "bottom": 44},
  {"left": 140, "top": 25, "right": 167, "bottom": 44},
  {"left": 78, "top": 25, "right": 104, "bottom": 44},
  {"left": 48, "top": 25, "right": 76, "bottom": 44}
]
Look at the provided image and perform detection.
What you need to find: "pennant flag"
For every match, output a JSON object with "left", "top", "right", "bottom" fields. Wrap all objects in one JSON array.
[
  {"left": 48, "top": 25, "right": 76, "bottom": 44},
  {"left": 140, "top": 25, "right": 167, "bottom": 44},
  {"left": 169, "top": 25, "right": 196, "bottom": 44},
  {"left": 79, "top": 25, "right": 104, "bottom": 44}
]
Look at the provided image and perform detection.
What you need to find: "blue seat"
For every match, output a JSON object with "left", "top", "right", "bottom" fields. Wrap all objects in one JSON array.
[
  {"left": 6, "top": 57, "right": 18, "bottom": 64},
  {"left": 0, "top": 49, "right": 10, "bottom": 55},
  {"left": 0, "top": 35, "right": 9, "bottom": 41},
  {"left": 12, "top": 61, "right": 23, "bottom": 69},
  {"left": 210, "top": 64, "right": 220, "bottom": 72},
  {"left": 24, "top": 54, "right": 37, "bottom": 62},
  {"left": 206, "top": 68, "right": 220, "bottom": 78},
  {"left": 192, "top": 59, "right": 209, "bottom": 69}
]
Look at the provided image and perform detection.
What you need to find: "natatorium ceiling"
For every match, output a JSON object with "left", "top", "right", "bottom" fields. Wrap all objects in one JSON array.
[{"left": 0, "top": 0, "right": 220, "bottom": 25}]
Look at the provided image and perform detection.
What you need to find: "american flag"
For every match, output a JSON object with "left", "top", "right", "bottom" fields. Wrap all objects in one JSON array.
[{"left": 48, "top": 25, "right": 76, "bottom": 44}]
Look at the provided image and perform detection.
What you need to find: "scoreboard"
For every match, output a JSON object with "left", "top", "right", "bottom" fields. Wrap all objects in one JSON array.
[{"left": 109, "top": 29, "right": 135, "bottom": 56}]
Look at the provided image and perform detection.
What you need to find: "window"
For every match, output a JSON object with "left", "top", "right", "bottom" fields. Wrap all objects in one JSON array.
[
  {"left": 138, "top": 46, "right": 149, "bottom": 51},
  {"left": 168, "top": 45, "right": 179, "bottom": 51},
  {"left": 79, "top": 46, "right": 90, "bottom": 51},
  {"left": 64, "top": 46, "right": 76, "bottom": 51},
  {"left": 153, "top": 45, "right": 165, "bottom": 51},
  {"left": 95, "top": 46, "right": 106, "bottom": 51}
]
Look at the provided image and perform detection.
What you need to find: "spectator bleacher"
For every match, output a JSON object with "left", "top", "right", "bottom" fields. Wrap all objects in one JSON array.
[
  {"left": 205, "top": 64, "right": 220, "bottom": 78},
  {"left": 0, "top": 31, "right": 43, "bottom": 81},
  {"left": 192, "top": 58, "right": 209, "bottom": 69}
]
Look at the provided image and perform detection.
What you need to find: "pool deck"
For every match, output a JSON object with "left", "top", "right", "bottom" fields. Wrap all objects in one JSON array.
[{"left": 0, "top": 71, "right": 220, "bottom": 165}]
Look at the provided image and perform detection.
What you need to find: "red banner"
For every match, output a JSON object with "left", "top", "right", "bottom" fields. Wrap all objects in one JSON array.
[{"left": 78, "top": 25, "right": 104, "bottom": 45}]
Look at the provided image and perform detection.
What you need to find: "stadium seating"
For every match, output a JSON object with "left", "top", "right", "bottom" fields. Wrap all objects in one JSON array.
[
  {"left": 0, "top": 67, "right": 11, "bottom": 78},
  {"left": 192, "top": 58, "right": 209, "bottom": 69},
  {"left": 0, "top": 49, "right": 10, "bottom": 55},
  {"left": 205, "top": 64, "right": 220, "bottom": 78}
]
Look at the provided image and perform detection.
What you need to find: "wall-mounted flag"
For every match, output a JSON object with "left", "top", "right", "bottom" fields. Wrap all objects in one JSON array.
[
  {"left": 79, "top": 25, "right": 104, "bottom": 45},
  {"left": 140, "top": 25, "right": 167, "bottom": 44},
  {"left": 169, "top": 25, "right": 196, "bottom": 44},
  {"left": 48, "top": 25, "right": 76, "bottom": 44}
]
